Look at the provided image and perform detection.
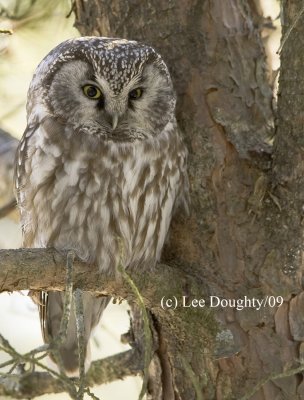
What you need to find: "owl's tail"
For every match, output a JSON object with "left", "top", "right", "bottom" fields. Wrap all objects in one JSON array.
[{"left": 40, "top": 291, "right": 109, "bottom": 376}]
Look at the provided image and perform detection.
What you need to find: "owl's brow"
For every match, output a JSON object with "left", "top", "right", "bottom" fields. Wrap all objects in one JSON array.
[
  {"left": 133, "top": 75, "right": 146, "bottom": 87},
  {"left": 129, "top": 71, "right": 146, "bottom": 87},
  {"left": 87, "top": 73, "right": 97, "bottom": 82}
]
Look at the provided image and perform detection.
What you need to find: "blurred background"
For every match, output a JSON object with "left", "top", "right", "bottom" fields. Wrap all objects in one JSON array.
[{"left": 0, "top": 0, "right": 281, "bottom": 399}]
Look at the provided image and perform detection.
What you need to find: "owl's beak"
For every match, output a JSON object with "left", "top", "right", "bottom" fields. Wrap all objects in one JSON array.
[
  {"left": 112, "top": 114, "right": 118, "bottom": 130},
  {"left": 105, "top": 109, "right": 120, "bottom": 130}
]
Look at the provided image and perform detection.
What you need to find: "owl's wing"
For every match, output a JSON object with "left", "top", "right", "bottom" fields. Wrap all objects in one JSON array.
[
  {"left": 14, "top": 124, "right": 37, "bottom": 224},
  {"left": 178, "top": 161, "right": 190, "bottom": 216},
  {"left": 174, "top": 136, "right": 190, "bottom": 217},
  {"left": 14, "top": 124, "right": 48, "bottom": 331}
]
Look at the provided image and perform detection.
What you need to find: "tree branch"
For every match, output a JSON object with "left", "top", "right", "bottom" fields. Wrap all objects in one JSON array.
[
  {"left": 0, "top": 349, "right": 142, "bottom": 398},
  {"left": 0, "top": 248, "right": 200, "bottom": 310},
  {"left": 0, "top": 248, "right": 212, "bottom": 398},
  {"left": 0, "top": 247, "right": 158, "bottom": 398},
  {"left": 0, "top": 247, "right": 210, "bottom": 363}
]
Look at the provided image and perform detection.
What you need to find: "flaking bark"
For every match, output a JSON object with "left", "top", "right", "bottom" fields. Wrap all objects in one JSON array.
[{"left": 71, "top": 0, "right": 304, "bottom": 398}]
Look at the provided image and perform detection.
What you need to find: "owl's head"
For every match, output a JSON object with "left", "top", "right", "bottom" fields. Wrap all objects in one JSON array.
[{"left": 28, "top": 37, "right": 176, "bottom": 142}]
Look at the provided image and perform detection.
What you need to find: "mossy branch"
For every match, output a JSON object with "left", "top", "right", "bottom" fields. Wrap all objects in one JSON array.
[
  {"left": 0, "top": 247, "right": 151, "bottom": 398},
  {"left": 0, "top": 248, "right": 197, "bottom": 311},
  {"left": 0, "top": 247, "right": 201, "bottom": 398}
]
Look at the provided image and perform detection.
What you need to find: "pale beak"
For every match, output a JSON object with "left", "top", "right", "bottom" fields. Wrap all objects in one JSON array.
[{"left": 112, "top": 114, "right": 118, "bottom": 130}]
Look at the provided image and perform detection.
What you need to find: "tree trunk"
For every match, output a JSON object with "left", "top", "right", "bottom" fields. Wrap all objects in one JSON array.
[{"left": 71, "top": 1, "right": 304, "bottom": 399}]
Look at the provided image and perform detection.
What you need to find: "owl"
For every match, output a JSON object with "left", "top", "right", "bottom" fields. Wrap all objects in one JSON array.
[{"left": 14, "top": 37, "right": 189, "bottom": 375}]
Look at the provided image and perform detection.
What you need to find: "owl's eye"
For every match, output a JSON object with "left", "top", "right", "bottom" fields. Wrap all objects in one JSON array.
[
  {"left": 83, "top": 85, "right": 102, "bottom": 99},
  {"left": 129, "top": 88, "right": 143, "bottom": 100}
]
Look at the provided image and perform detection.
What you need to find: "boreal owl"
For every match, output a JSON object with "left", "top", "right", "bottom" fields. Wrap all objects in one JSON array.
[{"left": 14, "top": 37, "right": 189, "bottom": 375}]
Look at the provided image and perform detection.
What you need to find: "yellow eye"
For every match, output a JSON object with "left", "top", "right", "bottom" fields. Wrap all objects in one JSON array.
[
  {"left": 83, "top": 85, "right": 102, "bottom": 99},
  {"left": 129, "top": 87, "right": 143, "bottom": 100}
]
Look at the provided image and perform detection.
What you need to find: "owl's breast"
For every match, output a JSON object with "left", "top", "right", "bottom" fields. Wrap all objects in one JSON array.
[{"left": 21, "top": 124, "right": 183, "bottom": 273}]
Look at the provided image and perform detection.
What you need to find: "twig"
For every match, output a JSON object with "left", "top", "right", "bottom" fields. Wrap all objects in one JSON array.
[
  {"left": 240, "top": 363, "right": 304, "bottom": 400},
  {"left": 0, "top": 335, "right": 83, "bottom": 399},
  {"left": 84, "top": 387, "right": 101, "bottom": 400},
  {"left": 0, "top": 333, "right": 16, "bottom": 352},
  {"left": 0, "top": 359, "right": 16, "bottom": 370},
  {"left": 50, "top": 250, "right": 77, "bottom": 399},
  {"left": 66, "top": 1, "right": 76, "bottom": 18},
  {"left": 58, "top": 251, "right": 74, "bottom": 344},
  {"left": 0, "top": 29, "right": 13, "bottom": 35},
  {"left": 74, "top": 289, "right": 86, "bottom": 400},
  {"left": 0, "top": 349, "right": 142, "bottom": 398},
  {"left": 0, "top": 332, "right": 74, "bottom": 386},
  {"left": 278, "top": 3, "right": 304, "bottom": 54}
]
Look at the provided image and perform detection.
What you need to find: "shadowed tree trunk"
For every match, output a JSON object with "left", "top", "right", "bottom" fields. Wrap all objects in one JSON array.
[{"left": 72, "top": 0, "right": 304, "bottom": 399}]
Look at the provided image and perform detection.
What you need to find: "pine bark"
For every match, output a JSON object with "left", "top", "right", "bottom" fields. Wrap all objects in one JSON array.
[
  {"left": 75, "top": 0, "right": 304, "bottom": 400},
  {"left": 49, "top": 0, "right": 304, "bottom": 398}
]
